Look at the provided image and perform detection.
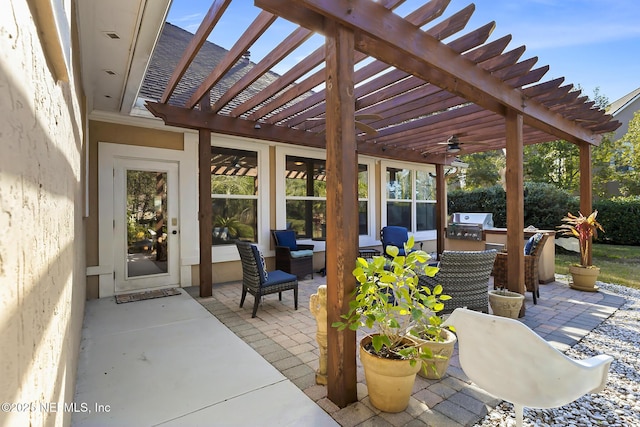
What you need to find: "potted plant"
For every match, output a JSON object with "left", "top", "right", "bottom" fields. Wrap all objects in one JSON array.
[
  {"left": 333, "top": 238, "right": 451, "bottom": 412},
  {"left": 558, "top": 210, "right": 604, "bottom": 292},
  {"left": 488, "top": 286, "right": 525, "bottom": 318},
  {"left": 408, "top": 286, "right": 457, "bottom": 379}
]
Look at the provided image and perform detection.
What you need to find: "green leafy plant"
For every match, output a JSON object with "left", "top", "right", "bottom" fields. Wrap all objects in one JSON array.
[
  {"left": 558, "top": 210, "right": 605, "bottom": 267},
  {"left": 332, "top": 237, "right": 452, "bottom": 365}
]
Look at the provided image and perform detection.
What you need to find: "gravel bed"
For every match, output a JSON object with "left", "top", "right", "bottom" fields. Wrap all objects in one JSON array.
[{"left": 474, "top": 281, "right": 640, "bottom": 427}]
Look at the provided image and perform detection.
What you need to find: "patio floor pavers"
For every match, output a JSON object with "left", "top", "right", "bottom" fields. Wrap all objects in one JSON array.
[{"left": 186, "top": 275, "right": 625, "bottom": 426}]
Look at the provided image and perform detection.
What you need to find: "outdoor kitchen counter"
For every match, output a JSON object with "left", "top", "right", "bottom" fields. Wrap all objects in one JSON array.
[{"left": 445, "top": 228, "right": 556, "bottom": 284}]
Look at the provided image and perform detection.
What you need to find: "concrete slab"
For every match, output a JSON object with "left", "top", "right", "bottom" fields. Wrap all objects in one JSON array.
[{"left": 72, "top": 291, "right": 337, "bottom": 426}]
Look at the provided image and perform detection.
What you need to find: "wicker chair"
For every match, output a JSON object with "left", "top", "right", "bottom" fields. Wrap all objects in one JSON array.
[
  {"left": 235, "top": 241, "right": 299, "bottom": 318},
  {"left": 271, "top": 230, "right": 314, "bottom": 279},
  {"left": 419, "top": 249, "right": 497, "bottom": 313},
  {"left": 492, "top": 233, "right": 549, "bottom": 304}
]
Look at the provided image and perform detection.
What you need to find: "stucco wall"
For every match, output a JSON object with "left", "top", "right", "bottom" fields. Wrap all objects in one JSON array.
[{"left": 0, "top": 1, "right": 86, "bottom": 426}]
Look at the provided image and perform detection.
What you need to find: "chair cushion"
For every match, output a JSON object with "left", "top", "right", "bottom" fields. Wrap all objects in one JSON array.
[
  {"left": 274, "top": 230, "right": 298, "bottom": 250},
  {"left": 263, "top": 270, "right": 297, "bottom": 287},
  {"left": 290, "top": 249, "right": 314, "bottom": 258},
  {"left": 524, "top": 233, "right": 544, "bottom": 255},
  {"left": 249, "top": 244, "right": 268, "bottom": 282}
]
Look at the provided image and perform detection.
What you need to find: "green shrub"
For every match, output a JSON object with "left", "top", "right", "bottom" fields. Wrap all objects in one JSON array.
[
  {"left": 594, "top": 198, "right": 640, "bottom": 245},
  {"left": 448, "top": 183, "right": 575, "bottom": 230},
  {"left": 448, "top": 185, "right": 639, "bottom": 245}
]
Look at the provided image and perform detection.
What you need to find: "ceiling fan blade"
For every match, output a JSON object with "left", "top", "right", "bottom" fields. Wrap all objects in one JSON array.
[
  {"left": 355, "top": 113, "right": 383, "bottom": 121},
  {"left": 355, "top": 121, "right": 378, "bottom": 135}
]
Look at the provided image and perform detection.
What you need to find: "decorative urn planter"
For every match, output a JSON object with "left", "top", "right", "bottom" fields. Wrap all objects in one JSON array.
[
  {"left": 488, "top": 289, "right": 524, "bottom": 318},
  {"left": 569, "top": 265, "right": 600, "bottom": 292},
  {"left": 359, "top": 335, "right": 421, "bottom": 413},
  {"left": 415, "top": 329, "right": 457, "bottom": 379}
]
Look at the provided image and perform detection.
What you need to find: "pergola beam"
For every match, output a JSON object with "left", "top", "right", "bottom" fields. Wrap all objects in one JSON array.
[{"left": 145, "top": 102, "right": 449, "bottom": 164}]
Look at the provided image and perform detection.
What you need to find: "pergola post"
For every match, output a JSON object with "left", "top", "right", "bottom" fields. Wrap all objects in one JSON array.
[
  {"left": 324, "top": 21, "right": 358, "bottom": 408},
  {"left": 199, "top": 96, "right": 213, "bottom": 297},
  {"left": 505, "top": 110, "right": 525, "bottom": 316},
  {"left": 579, "top": 142, "right": 593, "bottom": 265},
  {"left": 436, "top": 163, "right": 446, "bottom": 257}
]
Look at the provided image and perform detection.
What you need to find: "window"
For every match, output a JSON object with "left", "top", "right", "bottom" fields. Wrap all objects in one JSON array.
[
  {"left": 282, "top": 153, "right": 371, "bottom": 240},
  {"left": 285, "top": 156, "right": 326, "bottom": 239},
  {"left": 211, "top": 147, "right": 258, "bottom": 245},
  {"left": 384, "top": 164, "right": 436, "bottom": 235}
]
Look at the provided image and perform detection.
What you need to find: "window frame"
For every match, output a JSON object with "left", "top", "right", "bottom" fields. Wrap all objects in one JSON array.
[
  {"left": 275, "top": 146, "right": 377, "bottom": 251},
  {"left": 208, "top": 135, "right": 270, "bottom": 262},
  {"left": 381, "top": 160, "right": 437, "bottom": 242}
]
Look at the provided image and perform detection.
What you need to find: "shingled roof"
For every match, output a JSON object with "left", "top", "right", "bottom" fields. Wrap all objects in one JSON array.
[{"left": 140, "top": 23, "right": 285, "bottom": 116}]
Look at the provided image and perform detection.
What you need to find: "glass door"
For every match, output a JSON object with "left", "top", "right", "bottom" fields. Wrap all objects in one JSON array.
[{"left": 114, "top": 159, "right": 179, "bottom": 293}]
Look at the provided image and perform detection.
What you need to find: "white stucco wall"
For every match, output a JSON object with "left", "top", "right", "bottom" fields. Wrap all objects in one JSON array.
[{"left": 0, "top": 1, "right": 86, "bottom": 427}]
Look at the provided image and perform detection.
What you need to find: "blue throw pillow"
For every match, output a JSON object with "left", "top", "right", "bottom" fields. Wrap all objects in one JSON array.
[
  {"left": 275, "top": 230, "right": 298, "bottom": 251},
  {"left": 524, "top": 233, "right": 543, "bottom": 255},
  {"left": 250, "top": 245, "right": 268, "bottom": 282}
]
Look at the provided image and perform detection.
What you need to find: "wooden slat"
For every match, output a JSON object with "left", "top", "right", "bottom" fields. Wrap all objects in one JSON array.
[
  {"left": 161, "top": 0, "right": 232, "bottom": 103},
  {"left": 247, "top": 51, "right": 368, "bottom": 121},
  {"left": 211, "top": 26, "right": 314, "bottom": 113},
  {"left": 281, "top": 20, "right": 496, "bottom": 129},
  {"left": 257, "top": 0, "right": 603, "bottom": 145},
  {"left": 504, "top": 65, "right": 549, "bottom": 89},
  {"left": 186, "top": 11, "right": 278, "bottom": 108},
  {"left": 356, "top": 47, "right": 536, "bottom": 133},
  {"left": 235, "top": 0, "right": 405, "bottom": 119},
  {"left": 256, "top": 0, "right": 453, "bottom": 124},
  {"left": 424, "top": 3, "right": 475, "bottom": 40},
  {"left": 232, "top": 46, "right": 325, "bottom": 117}
]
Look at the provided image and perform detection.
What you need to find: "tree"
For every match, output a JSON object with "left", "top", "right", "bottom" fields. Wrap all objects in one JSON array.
[
  {"left": 523, "top": 140, "right": 580, "bottom": 193},
  {"left": 454, "top": 150, "right": 503, "bottom": 190},
  {"left": 614, "top": 111, "right": 640, "bottom": 196}
]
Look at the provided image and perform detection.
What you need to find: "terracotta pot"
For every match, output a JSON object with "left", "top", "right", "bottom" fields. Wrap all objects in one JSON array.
[
  {"left": 415, "top": 329, "right": 457, "bottom": 379},
  {"left": 569, "top": 265, "right": 600, "bottom": 292},
  {"left": 488, "top": 289, "right": 524, "bottom": 318},
  {"left": 359, "top": 335, "right": 421, "bottom": 412}
]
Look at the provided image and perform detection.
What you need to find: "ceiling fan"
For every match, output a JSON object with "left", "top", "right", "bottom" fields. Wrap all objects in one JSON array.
[
  {"left": 306, "top": 113, "right": 383, "bottom": 136},
  {"left": 438, "top": 135, "right": 486, "bottom": 154}
]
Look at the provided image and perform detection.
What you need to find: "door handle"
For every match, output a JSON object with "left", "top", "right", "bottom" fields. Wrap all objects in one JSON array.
[{"left": 172, "top": 230, "right": 178, "bottom": 235}]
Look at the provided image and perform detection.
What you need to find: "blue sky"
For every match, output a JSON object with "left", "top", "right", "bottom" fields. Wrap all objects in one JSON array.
[{"left": 167, "top": 0, "right": 640, "bottom": 104}]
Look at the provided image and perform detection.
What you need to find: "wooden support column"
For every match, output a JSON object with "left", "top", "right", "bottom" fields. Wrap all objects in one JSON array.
[
  {"left": 505, "top": 110, "right": 525, "bottom": 316},
  {"left": 579, "top": 142, "right": 593, "bottom": 266},
  {"left": 325, "top": 21, "right": 358, "bottom": 408},
  {"left": 199, "top": 97, "right": 213, "bottom": 297},
  {"left": 435, "top": 163, "right": 446, "bottom": 257}
]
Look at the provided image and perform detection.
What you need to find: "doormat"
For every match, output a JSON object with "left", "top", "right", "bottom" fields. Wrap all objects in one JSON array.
[{"left": 115, "top": 287, "right": 181, "bottom": 304}]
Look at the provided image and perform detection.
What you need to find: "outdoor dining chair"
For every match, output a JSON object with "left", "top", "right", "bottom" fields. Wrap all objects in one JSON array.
[
  {"left": 235, "top": 240, "right": 299, "bottom": 318},
  {"left": 419, "top": 249, "right": 497, "bottom": 313}
]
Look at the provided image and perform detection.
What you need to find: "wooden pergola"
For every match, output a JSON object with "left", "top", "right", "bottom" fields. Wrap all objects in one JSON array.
[{"left": 145, "top": 0, "right": 620, "bottom": 408}]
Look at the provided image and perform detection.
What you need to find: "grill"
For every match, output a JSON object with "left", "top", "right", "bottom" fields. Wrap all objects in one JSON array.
[{"left": 447, "top": 213, "right": 494, "bottom": 241}]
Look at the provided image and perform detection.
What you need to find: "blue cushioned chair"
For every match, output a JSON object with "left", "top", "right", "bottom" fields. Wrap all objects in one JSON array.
[
  {"left": 271, "top": 230, "right": 314, "bottom": 279},
  {"left": 381, "top": 226, "right": 422, "bottom": 258},
  {"left": 235, "top": 241, "right": 298, "bottom": 318}
]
